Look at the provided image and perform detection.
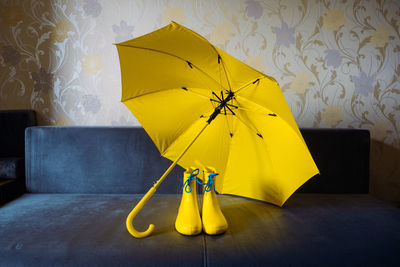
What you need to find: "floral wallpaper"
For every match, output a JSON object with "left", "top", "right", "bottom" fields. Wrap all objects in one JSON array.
[{"left": 0, "top": 0, "right": 399, "bottom": 205}]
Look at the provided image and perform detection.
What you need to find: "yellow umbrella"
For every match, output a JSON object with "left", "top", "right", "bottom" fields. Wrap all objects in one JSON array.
[{"left": 116, "top": 22, "right": 319, "bottom": 238}]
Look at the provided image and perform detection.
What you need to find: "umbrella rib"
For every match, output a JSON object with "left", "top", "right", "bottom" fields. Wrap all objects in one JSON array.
[
  {"left": 219, "top": 57, "right": 223, "bottom": 92},
  {"left": 212, "top": 92, "right": 223, "bottom": 102},
  {"left": 116, "top": 44, "right": 228, "bottom": 92},
  {"left": 235, "top": 106, "right": 277, "bottom": 117},
  {"left": 234, "top": 95, "right": 279, "bottom": 116},
  {"left": 177, "top": 23, "right": 232, "bottom": 89},
  {"left": 234, "top": 111, "right": 263, "bottom": 138},
  {"left": 184, "top": 88, "right": 212, "bottom": 100},
  {"left": 233, "top": 96, "right": 280, "bottom": 133},
  {"left": 161, "top": 23, "right": 231, "bottom": 92},
  {"left": 233, "top": 77, "right": 265, "bottom": 95},
  {"left": 122, "top": 87, "right": 211, "bottom": 102},
  {"left": 223, "top": 113, "right": 235, "bottom": 137},
  {"left": 218, "top": 56, "right": 232, "bottom": 91},
  {"left": 235, "top": 95, "right": 307, "bottom": 145}
]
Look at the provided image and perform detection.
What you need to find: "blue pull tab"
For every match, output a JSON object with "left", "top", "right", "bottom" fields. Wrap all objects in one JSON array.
[
  {"left": 204, "top": 173, "right": 219, "bottom": 192},
  {"left": 181, "top": 168, "right": 203, "bottom": 193}
]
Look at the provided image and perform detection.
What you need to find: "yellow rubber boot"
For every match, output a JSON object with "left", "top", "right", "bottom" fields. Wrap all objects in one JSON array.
[
  {"left": 201, "top": 167, "right": 228, "bottom": 235},
  {"left": 175, "top": 168, "right": 202, "bottom": 236}
]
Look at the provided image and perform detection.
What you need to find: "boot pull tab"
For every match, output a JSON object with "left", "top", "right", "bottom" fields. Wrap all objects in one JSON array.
[
  {"left": 181, "top": 168, "right": 203, "bottom": 193},
  {"left": 205, "top": 173, "right": 219, "bottom": 192}
]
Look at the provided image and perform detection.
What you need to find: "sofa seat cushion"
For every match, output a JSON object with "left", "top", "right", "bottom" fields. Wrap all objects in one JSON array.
[
  {"left": 0, "top": 194, "right": 204, "bottom": 267},
  {"left": 207, "top": 194, "right": 400, "bottom": 266},
  {"left": 1, "top": 194, "right": 399, "bottom": 266}
]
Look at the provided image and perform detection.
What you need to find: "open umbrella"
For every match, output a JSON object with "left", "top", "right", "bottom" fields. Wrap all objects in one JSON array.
[{"left": 116, "top": 22, "right": 319, "bottom": 238}]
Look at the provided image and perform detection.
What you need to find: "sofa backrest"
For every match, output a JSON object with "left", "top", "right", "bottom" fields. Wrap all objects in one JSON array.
[
  {"left": 25, "top": 127, "right": 184, "bottom": 194},
  {"left": 25, "top": 127, "right": 370, "bottom": 194}
]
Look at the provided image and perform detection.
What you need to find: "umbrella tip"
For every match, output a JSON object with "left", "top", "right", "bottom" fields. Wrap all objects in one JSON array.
[
  {"left": 230, "top": 133, "right": 233, "bottom": 138},
  {"left": 257, "top": 133, "right": 263, "bottom": 139}
]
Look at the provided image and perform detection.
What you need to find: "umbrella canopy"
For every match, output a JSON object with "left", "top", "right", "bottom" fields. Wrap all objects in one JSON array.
[{"left": 116, "top": 22, "right": 319, "bottom": 207}]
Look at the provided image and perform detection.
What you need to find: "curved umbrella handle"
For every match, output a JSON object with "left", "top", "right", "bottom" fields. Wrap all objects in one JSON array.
[
  {"left": 126, "top": 187, "right": 156, "bottom": 238},
  {"left": 126, "top": 123, "right": 210, "bottom": 238}
]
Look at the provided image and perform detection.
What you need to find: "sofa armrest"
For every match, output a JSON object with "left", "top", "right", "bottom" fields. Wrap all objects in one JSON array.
[
  {"left": 0, "top": 157, "right": 25, "bottom": 205},
  {"left": 298, "top": 128, "right": 370, "bottom": 193},
  {"left": 0, "top": 157, "right": 25, "bottom": 180},
  {"left": 0, "top": 110, "right": 37, "bottom": 204}
]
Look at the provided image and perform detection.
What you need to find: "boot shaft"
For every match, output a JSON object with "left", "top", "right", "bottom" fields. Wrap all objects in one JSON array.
[
  {"left": 201, "top": 167, "right": 228, "bottom": 235},
  {"left": 175, "top": 167, "right": 202, "bottom": 235},
  {"left": 182, "top": 167, "right": 200, "bottom": 195}
]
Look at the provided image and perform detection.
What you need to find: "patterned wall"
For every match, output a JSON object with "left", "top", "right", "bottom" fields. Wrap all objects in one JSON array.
[{"left": 0, "top": 0, "right": 399, "bottom": 204}]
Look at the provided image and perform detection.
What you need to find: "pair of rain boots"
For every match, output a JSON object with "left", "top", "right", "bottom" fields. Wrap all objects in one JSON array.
[{"left": 175, "top": 167, "right": 228, "bottom": 236}]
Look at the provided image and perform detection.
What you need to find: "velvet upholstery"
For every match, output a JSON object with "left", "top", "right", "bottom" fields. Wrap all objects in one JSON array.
[
  {"left": 0, "top": 194, "right": 399, "bottom": 266},
  {"left": 25, "top": 127, "right": 369, "bottom": 194},
  {"left": 205, "top": 194, "right": 400, "bottom": 266},
  {"left": 25, "top": 127, "right": 184, "bottom": 194},
  {"left": 1, "top": 126, "right": 399, "bottom": 266},
  {"left": 0, "top": 194, "right": 204, "bottom": 266}
]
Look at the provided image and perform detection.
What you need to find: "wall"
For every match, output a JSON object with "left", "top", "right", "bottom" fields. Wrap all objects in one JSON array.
[{"left": 0, "top": 0, "right": 399, "bottom": 205}]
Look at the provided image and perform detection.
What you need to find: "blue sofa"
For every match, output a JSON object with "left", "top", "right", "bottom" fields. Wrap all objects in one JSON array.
[{"left": 0, "top": 126, "right": 399, "bottom": 266}]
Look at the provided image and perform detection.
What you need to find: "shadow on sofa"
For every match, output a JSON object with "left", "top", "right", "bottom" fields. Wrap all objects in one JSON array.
[{"left": 370, "top": 139, "right": 400, "bottom": 207}]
